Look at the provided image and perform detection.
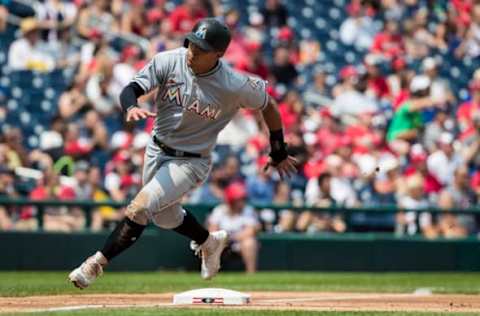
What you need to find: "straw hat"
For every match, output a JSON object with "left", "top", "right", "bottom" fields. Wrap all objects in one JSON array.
[{"left": 20, "top": 18, "right": 39, "bottom": 35}]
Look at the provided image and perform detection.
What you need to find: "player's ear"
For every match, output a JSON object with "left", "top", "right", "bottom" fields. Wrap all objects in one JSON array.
[{"left": 216, "top": 51, "right": 225, "bottom": 58}]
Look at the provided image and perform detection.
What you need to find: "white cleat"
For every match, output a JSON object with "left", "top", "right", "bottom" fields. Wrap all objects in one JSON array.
[
  {"left": 198, "top": 230, "right": 229, "bottom": 280},
  {"left": 68, "top": 251, "right": 107, "bottom": 289}
]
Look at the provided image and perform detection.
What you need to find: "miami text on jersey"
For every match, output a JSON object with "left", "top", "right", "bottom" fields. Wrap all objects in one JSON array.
[{"left": 161, "top": 84, "right": 221, "bottom": 120}]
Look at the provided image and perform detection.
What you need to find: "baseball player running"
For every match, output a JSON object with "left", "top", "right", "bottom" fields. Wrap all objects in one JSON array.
[{"left": 69, "top": 18, "right": 297, "bottom": 289}]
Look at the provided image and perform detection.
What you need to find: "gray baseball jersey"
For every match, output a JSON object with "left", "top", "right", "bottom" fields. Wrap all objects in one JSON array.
[
  {"left": 132, "top": 47, "right": 268, "bottom": 156},
  {"left": 127, "top": 47, "right": 268, "bottom": 228}
]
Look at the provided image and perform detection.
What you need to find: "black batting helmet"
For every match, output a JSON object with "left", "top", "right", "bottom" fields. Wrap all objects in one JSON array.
[{"left": 183, "top": 18, "right": 231, "bottom": 52}]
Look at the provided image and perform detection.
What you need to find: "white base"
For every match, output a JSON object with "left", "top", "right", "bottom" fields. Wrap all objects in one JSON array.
[{"left": 173, "top": 288, "right": 250, "bottom": 305}]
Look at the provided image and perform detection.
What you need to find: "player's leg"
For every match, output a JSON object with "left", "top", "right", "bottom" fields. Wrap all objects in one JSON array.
[
  {"left": 69, "top": 140, "right": 160, "bottom": 289},
  {"left": 68, "top": 183, "right": 155, "bottom": 289},
  {"left": 148, "top": 158, "right": 228, "bottom": 280},
  {"left": 153, "top": 204, "right": 228, "bottom": 280}
]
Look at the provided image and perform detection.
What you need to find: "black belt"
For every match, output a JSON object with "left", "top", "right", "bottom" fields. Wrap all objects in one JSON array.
[{"left": 153, "top": 135, "right": 202, "bottom": 158}]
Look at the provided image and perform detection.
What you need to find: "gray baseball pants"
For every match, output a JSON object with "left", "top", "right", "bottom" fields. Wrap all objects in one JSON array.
[{"left": 125, "top": 138, "right": 211, "bottom": 228}]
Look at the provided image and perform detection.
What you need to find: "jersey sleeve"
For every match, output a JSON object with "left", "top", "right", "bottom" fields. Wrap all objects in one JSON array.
[
  {"left": 238, "top": 76, "right": 269, "bottom": 110},
  {"left": 131, "top": 52, "right": 172, "bottom": 93}
]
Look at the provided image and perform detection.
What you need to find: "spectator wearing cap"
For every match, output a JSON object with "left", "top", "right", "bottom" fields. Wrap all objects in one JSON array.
[
  {"left": 427, "top": 132, "right": 463, "bottom": 186},
  {"left": 371, "top": 156, "right": 402, "bottom": 205},
  {"left": 261, "top": 0, "right": 288, "bottom": 29},
  {"left": 387, "top": 75, "right": 443, "bottom": 149},
  {"left": 208, "top": 182, "right": 260, "bottom": 273},
  {"left": 421, "top": 57, "right": 456, "bottom": 106},
  {"left": 8, "top": 18, "right": 55, "bottom": 71},
  {"left": 331, "top": 65, "right": 378, "bottom": 122},
  {"left": 404, "top": 144, "right": 442, "bottom": 197}
]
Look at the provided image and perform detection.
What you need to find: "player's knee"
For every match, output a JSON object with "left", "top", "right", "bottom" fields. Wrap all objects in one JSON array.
[
  {"left": 125, "top": 191, "right": 150, "bottom": 226},
  {"left": 152, "top": 209, "right": 184, "bottom": 229}
]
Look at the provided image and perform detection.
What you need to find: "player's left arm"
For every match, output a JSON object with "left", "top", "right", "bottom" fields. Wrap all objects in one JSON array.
[{"left": 261, "top": 96, "right": 298, "bottom": 179}]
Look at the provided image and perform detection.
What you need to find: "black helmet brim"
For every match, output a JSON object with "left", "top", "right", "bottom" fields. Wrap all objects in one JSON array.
[{"left": 184, "top": 33, "right": 215, "bottom": 52}]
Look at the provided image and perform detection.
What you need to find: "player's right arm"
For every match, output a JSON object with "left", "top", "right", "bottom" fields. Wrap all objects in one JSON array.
[
  {"left": 119, "top": 82, "right": 156, "bottom": 122},
  {"left": 119, "top": 50, "right": 174, "bottom": 122}
]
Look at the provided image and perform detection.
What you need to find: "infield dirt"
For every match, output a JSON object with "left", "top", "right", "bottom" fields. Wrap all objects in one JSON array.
[{"left": 1, "top": 292, "right": 480, "bottom": 314}]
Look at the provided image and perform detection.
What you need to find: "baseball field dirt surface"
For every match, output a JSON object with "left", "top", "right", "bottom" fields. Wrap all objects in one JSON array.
[{"left": 1, "top": 272, "right": 479, "bottom": 315}]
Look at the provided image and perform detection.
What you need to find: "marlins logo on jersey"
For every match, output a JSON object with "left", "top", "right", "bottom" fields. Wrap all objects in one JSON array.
[{"left": 161, "top": 78, "right": 221, "bottom": 120}]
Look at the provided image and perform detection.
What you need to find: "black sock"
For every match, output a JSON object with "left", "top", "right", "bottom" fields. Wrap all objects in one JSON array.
[
  {"left": 101, "top": 217, "right": 146, "bottom": 261},
  {"left": 173, "top": 210, "right": 209, "bottom": 245}
]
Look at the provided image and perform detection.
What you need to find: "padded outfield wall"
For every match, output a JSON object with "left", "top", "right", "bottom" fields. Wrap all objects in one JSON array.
[{"left": 2, "top": 230, "right": 480, "bottom": 271}]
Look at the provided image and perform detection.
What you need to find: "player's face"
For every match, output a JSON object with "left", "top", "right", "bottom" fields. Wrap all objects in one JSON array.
[{"left": 187, "top": 42, "right": 219, "bottom": 68}]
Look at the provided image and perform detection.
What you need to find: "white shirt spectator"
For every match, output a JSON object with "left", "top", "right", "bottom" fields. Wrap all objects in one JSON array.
[
  {"left": 339, "top": 15, "right": 378, "bottom": 51},
  {"left": 427, "top": 150, "right": 463, "bottom": 186},
  {"left": 305, "top": 177, "right": 357, "bottom": 207},
  {"left": 8, "top": 38, "right": 55, "bottom": 71},
  {"left": 332, "top": 90, "right": 378, "bottom": 118},
  {"left": 208, "top": 204, "right": 259, "bottom": 235},
  {"left": 217, "top": 111, "right": 259, "bottom": 147}
]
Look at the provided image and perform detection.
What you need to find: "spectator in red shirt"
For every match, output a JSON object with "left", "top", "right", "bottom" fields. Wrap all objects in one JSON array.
[
  {"left": 235, "top": 42, "right": 269, "bottom": 80},
  {"left": 278, "top": 91, "right": 303, "bottom": 134},
  {"left": 371, "top": 20, "right": 405, "bottom": 59},
  {"left": 404, "top": 144, "right": 442, "bottom": 196},
  {"left": 168, "top": 0, "right": 207, "bottom": 36},
  {"left": 457, "top": 80, "right": 480, "bottom": 132},
  {"left": 363, "top": 54, "right": 390, "bottom": 100}
]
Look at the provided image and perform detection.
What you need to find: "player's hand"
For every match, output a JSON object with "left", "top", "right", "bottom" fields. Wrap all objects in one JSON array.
[
  {"left": 263, "top": 155, "right": 298, "bottom": 179},
  {"left": 126, "top": 107, "right": 156, "bottom": 122}
]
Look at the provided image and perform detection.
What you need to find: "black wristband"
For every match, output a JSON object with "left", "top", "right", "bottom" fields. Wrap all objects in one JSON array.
[
  {"left": 120, "top": 82, "right": 145, "bottom": 113},
  {"left": 269, "top": 129, "right": 288, "bottom": 164}
]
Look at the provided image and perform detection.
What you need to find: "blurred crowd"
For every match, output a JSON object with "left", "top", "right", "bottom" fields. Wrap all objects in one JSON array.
[{"left": 0, "top": 0, "right": 480, "bottom": 241}]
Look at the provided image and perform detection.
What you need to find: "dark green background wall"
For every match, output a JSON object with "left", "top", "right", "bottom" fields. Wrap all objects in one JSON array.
[{"left": 2, "top": 231, "right": 480, "bottom": 271}]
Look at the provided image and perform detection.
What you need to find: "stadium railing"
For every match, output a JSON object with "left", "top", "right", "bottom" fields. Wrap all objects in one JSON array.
[{"left": 1, "top": 197, "right": 479, "bottom": 233}]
